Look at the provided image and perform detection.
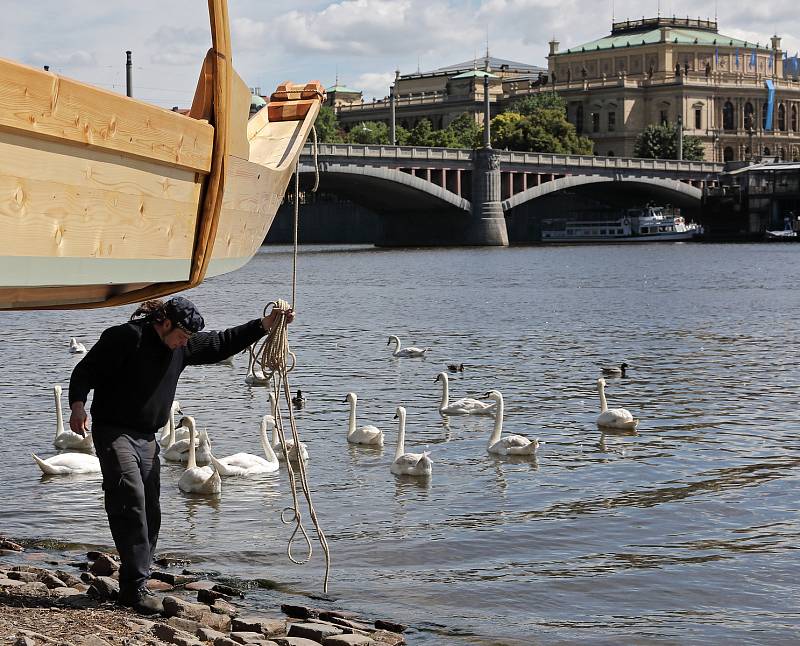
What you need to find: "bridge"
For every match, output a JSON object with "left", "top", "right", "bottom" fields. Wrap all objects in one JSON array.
[{"left": 298, "top": 144, "right": 723, "bottom": 245}]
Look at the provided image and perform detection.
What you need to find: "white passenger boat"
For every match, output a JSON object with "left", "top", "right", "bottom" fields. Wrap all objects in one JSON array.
[{"left": 541, "top": 206, "right": 702, "bottom": 243}]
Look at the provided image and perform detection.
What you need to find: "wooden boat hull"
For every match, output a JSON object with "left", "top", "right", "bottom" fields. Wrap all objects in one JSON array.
[{"left": 0, "top": 1, "right": 322, "bottom": 310}]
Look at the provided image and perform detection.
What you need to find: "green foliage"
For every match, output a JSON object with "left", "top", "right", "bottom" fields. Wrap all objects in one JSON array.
[
  {"left": 508, "top": 92, "right": 567, "bottom": 117},
  {"left": 489, "top": 109, "right": 594, "bottom": 155},
  {"left": 633, "top": 123, "right": 705, "bottom": 160},
  {"left": 314, "top": 105, "right": 344, "bottom": 143},
  {"left": 407, "top": 119, "right": 435, "bottom": 146},
  {"left": 345, "top": 121, "right": 390, "bottom": 145}
]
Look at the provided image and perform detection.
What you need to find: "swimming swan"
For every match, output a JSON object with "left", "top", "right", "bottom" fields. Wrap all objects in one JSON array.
[
  {"left": 596, "top": 378, "right": 639, "bottom": 431},
  {"left": 157, "top": 401, "right": 184, "bottom": 448},
  {"left": 245, "top": 345, "right": 270, "bottom": 386},
  {"left": 267, "top": 392, "right": 309, "bottom": 461},
  {"left": 52, "top": 385, "right": 93, "bottom": 451},
  {"left": 163, "top": 417, "right": 211, "bottom": 464},
  {"left": 390, "top": 406, "right": 432, "bottom": 477},
  {"left": 387, "top": 335, "right": 429, "bottom": 358},
  {"left": 484, "top": 391, "right": 539, "bottom": 456},
  {"left": 435, "top": 372, "right": 495, "bottom": 416},
  {"left": 32, "top": 451, "right": 100, "bottom": 475},
  {"left": 209, "top": 416, "right": 280, "bottom": 476},
  {"left": 178, "top": 416, "right": 221, "bottom": 494},
  {"left": 601, "top": 362, "right": 629, "bottom": 377},
  {"left": 344, "top": 392, "right": 384, "bottom": 446},
  {"left": 68, "top": 337, "right": 87, "bottom": 354}
]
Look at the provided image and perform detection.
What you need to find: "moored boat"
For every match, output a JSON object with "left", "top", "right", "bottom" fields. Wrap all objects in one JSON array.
[
  {"left": 541, "top": 206, "right": 702, "bottom": 243},
  {"left": 0, "top": 0, "right": 323, "bottom": 311}
]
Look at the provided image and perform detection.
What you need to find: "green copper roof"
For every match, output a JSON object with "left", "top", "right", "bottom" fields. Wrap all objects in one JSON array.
[
  {"left": 450, "top": 70, "right": 498, "bottom": 79},
  {"left": 327, "top": 84, "right": 362, "bottom": 94},
  {"left": 564, "top": 28, "right": 771, "bottom": 54}
]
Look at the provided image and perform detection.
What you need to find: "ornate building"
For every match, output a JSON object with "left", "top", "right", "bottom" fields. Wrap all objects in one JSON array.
[{"left": 543, "top": 17, "right": 800, "bottom": 161}]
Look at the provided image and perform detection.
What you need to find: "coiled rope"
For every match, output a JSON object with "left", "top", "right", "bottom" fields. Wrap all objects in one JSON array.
[{"left": 249, "top": 126, "right": 331, "bottom": 592}]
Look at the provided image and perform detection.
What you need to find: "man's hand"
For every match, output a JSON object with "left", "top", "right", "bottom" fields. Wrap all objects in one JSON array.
[
  {"left": 69, "top": 402, "right": 90, "bottom": 437},
  {"left": 261, "top": 306, "right": 295, "bottom": 332}
]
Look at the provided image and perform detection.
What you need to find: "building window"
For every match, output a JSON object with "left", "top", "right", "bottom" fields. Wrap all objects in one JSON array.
[
  {"left": 744, "top": 102, "right": 754, "bottom": 130},
  {"left": 778, "top": 104, "right": 787, "bottom": 131},
  {"left": 764, "top": 147, "right": 771, "bottom": 156},
  {"left": 723, "top": 146, "right": 735, "bottom": 162},
  {"left": 608, "top": 111, "right": 616, "bottom": 132},
  {"left": 660, "top": 109, "right": 669, "bottom": 125},
  {"left": 694, "top": 108, "right": 702, "bottom": 129},
  {"left": 607, "top": 150, "right": 615, "bottom": 157},
  {"left": 576, "top": 105, "right": 584, "bottom": 134},
  {"left": 723, "top": 101, "right": 735, "bottom": 131},
  {"left": 792, "top": 105, "right": 798, "bottom": 132},
  {"left": 592, "top": 112, "right": 600, "bottom": 133}
]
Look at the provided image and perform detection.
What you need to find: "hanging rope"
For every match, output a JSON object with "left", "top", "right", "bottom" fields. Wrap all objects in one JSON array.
[{"left": 249, "top": 131, "right": 331, "bottom": 591}]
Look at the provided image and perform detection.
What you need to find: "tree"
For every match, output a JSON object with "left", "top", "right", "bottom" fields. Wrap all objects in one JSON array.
[
  {"left": 407, "top": 119, "right": 435, "bottom": 146},
  {"left": 633, "top": 123, "right": 705, "bottom": 160},
  {"left": 344, "top": 121, "right": 390, "bottom": 145},
  {"left": 489, "top": 109, "right": 593, "bottom": 154},
  {"left": 444, "top": 112, "right": 481, "bottom": 148},
  {"left": 314, "top": 105, "right": 344, "bottom": 143},
  {"left": 508, "top": 92, "right": 567, "bottom": 117}
]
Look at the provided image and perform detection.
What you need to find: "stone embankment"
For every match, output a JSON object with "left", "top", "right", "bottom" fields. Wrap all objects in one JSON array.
[{"left": 0, "top": 538, "right": 407, "bottom": 646}]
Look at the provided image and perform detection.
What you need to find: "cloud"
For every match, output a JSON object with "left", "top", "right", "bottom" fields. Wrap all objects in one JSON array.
[
  {"left": 28, "top": 50, "right": 96, "bottom": 67},
  {"left": 353, "top": 71, "right": 394, "bottom": 101},
  {"left": 146, "top": 25, "right": 210, "bottom": 66}
]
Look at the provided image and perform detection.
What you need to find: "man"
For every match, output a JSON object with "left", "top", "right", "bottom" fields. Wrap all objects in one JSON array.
[{"left": 69, "top": 296, "right": 292, "bottom": 614}]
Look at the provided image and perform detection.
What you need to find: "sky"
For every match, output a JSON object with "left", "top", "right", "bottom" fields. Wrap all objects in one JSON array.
[{"left": 2, "top": 1, "right": 800, "bottom": 109}]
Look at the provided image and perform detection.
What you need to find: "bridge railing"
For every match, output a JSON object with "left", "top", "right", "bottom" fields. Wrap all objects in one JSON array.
[{"left": 301, "top": 144, "right": 724, "bottom": 173}]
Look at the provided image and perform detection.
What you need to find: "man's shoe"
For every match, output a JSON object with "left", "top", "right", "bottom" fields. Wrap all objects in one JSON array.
[{"left": 118, "top": 586, "right": 163, "bottom": 615}]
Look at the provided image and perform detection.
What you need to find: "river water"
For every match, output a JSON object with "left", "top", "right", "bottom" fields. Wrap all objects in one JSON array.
[{"left": 2, "top": 243, "right": 800, "bottom": 644}]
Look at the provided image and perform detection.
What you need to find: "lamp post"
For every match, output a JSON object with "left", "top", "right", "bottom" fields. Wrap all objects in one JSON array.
[
  {"left": 125, "top": 50, "right": 133, "bottom": 97},
  {"left": 390, "top": 69, "right": 399, "bottom": 146},
  {"left": 676, "top": 113, "right": 683, "bottom": 160},
  {"left": 483, "top": 72, "right": 491, "bottom": 148}
]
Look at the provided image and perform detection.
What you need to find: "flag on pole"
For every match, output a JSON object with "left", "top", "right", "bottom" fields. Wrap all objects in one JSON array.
[
  {"left": 750, "top": 48, "right": 757, "bottom": 69},
  {"left": 735, "top": 48, "right": 740, "bottom": 68}
]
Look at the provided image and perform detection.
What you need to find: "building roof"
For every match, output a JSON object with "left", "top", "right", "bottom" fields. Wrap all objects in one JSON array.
[
  {"left": 450, "top": 69, "right": 498, "bottom": 79},
  {"left": 436, "top": 56, "right": 545, "bottom": 74},
  {"left": 563, "top": 23, "right": 772, "bottom": 54},
  {"left": 326, "top": 84, "right": 362, "bottom": 94}
]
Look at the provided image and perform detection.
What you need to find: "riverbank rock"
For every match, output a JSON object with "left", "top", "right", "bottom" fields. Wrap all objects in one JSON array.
[
  {"left": 87, "top": 576, "right": 119, "bottom": 601},
  {"left": 230, "top": 617, "right": 285, "bottom": 637},
  {"left": 280, "top": 604, "right": 318, "bottom": 620},
  {"left": 89, "top": 554, "right": 119, "bottom": 577},
  {"left": 321, "top": 635, "right": 378, "bottom": 646},
  {"left": 373, "top": 620, "right": 407, "bottom": 634},
  {"left": 287, "top": 622, "right": 343, "bottom": 642},
  {"left": 0, "top": 538, "right": 24, "bottom": 551},
  {"left": 38, "top": 572, "right": 67, "bottom": 589},
  {"left": 151, "top": 571, "right": 198, "bottom": 586},
  {"left": 152, "top": 622, "right": 203, "bottom": 646},
  {"left": 369, "top": 630, "right": 404, "bottom": 646}
]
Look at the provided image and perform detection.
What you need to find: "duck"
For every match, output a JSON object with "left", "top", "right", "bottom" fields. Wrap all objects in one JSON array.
[
  {"left": 390, "top": 406, "right": 433, "bottom": 477},
  {"left": 387, "top": 335, "right": 429, "bottom": 358},
  {"left": 52, "top": 385, "right": 93, "bottom": 451},
  {"left": 157, "top": 401, "right": 184, "bottom": 448},
  {"left": 32, "top": 451, "right": 100, "bottom": 475},
  {"left": 178, "top": 416, "right": 221, "bottom": 494},
  {"left": 601, "top": 362, "right": 629, "bottom": 377},
  {"left": 68, "top": 337, "right": 87, "bottom": 354},
  {"left": 596, "top": 378, "right": 639, "bottom": 431},
  {"left": 447, "top": 363, "right": 465, "bottom": 373},
  {"left": 163, "top": 417, "right": 212, "bottom": 464},
  {"left": 291, "top": 390, "right": 306, "bottom": 409},
  {"left": 435, "top": 372, "right": 495, "bottom": 416},
  {"left": 344, "top": 392, "right": 384, "bottom": 446},
  {"left": 483, "top": 391, "right": 539, "bottom": 456},
  {"left": 209, "top": 416, "right": 280, "bottom": 476}
]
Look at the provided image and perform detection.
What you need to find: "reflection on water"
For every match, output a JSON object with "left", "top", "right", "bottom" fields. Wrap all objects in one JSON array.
[{"left": 2, "top": 243, "right": 800, "bottom": 644}]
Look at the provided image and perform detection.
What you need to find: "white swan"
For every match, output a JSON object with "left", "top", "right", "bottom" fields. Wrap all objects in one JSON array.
[
  {"left": 245, "top": 346, "right": 270, "bottom": 386},
  {"left": 484, "top": 391, "right": 539, "bottom": 456},
  {"left": 596, "top": 378, "right": 639, "bottom": 431},
  {"left": 52, "top": 385, "right": 93, "bottom": 451},
  {"left": 178, "top": 416, "right": 221, "bottom": 494},
  {"left": 32, "top": 451, "right": 100, "bottom": 475},
  {"left": 435, "top": 372, "right": 495, "bottom": 416},
  {"left": 266, "top": 391, "right": 309, "bottom": 461},
  {"left": 163, "top": 418, "right": 211, "bottom": 464},
  {"left": 344, "top": 392, "right": 383, "bottom": 446},
  {"left": 157, "top": 401, "right": 184, "bottom": 448},
  {"left": 209, "top": 416, "right": 280, "bottom": 476},
  {"left": 390, "top": 406, "right": 432, "bottom": 477},
  {"left": 387, "top": 335, "right": 429, "bottom": 358},
  {"left": 68, "top": 337, "right": 87, "bottom": 354}
]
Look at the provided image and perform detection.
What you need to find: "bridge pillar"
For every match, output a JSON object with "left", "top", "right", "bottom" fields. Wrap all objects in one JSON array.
[{"left": 469, "top": 149, "right": 509, "bottom": 246}]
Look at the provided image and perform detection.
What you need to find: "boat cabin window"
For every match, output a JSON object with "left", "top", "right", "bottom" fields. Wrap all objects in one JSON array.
[
  {"left": 600, "top": 229, "right": 607, "bottom": 234},
  {"left": 641, "top": 227, "right": 649, "bottom": 233}
]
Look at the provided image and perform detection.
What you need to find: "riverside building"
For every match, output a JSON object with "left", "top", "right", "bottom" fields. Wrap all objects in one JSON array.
[{"left": 541, "top": 17, "right": 800, "bottom": 161}]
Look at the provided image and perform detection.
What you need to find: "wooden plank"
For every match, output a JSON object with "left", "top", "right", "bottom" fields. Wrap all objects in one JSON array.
[
  {"left": 0, "top": 283, "right": 149, "bottom": 309},
  {"left": 228, "top": 71, "right": 252, "bottom": 159},
  {"left": 0, "top": 56, "right": 214, "bottom": 173},
  {"left": 0, "top": 174, "right": 197, "bottom": 261},
  {"left": 0, "top": 130, "right": 201, "bottom": 203}
]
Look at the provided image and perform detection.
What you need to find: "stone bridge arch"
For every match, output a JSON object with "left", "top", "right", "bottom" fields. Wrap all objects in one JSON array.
[
  {"left": 502, "top": 174, "right": 702, "bottom": 211},
  {"left": 298, "top": 162, "right": 470, "bottom": 213}
]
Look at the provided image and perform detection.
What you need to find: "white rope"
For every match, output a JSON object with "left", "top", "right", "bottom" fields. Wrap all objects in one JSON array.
[{"left": 249, "top": 137, "right": 330, "bottom": 592}]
